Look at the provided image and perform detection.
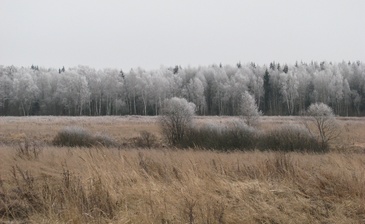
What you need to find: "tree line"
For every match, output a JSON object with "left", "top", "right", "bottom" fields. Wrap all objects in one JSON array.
[{"left": 0, "top": 61, "right": 364, "bottom": 116}]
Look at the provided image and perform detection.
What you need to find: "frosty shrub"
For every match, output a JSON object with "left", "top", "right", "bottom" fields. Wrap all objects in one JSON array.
[
  {"left": 93, "top": 133, "right": 118, "bottom": 148},
  {"left": 183, "top": 120, "right": 258, "bottom": 151},
  {"left": 159, "top": 97, "right": 196, "bottom": 145},
  {"left": 305, "top": 103, "right": 341, "bottom": 149},
  {"left": 240, "top": 91, "right": 262, "bottom": 127},
  {"left": 53, "top": 126, "right": 117, "bottom": 147},
  {"left": 261, "top": 125, "right": 325, "bottom": 152}
]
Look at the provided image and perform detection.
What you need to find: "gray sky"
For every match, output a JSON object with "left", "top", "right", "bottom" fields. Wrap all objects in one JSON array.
[{"left": 1, "top": 0, "right": 364, "bottom": 71}]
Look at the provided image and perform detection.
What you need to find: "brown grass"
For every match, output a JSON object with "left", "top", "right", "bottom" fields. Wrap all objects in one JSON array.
[
  {"left": 1, "top": 116, "right": 365, "bottom": 149},
  {"left": 0, "top": 116, "right": 365, "bottom": 223},
  {"left": 0, "top": 116, "right": 161, "bottom": 145}
]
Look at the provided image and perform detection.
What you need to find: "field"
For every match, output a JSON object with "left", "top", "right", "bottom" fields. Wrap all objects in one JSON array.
[{"left": 1, "top": 116, "right": 365, "bottom": 223}]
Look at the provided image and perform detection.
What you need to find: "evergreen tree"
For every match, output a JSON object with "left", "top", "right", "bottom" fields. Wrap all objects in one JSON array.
[
  {"left": 283, "top": 64, "right": 289, "bottom": 73},
  {"left": 173, "top": 65, "right": 179, "bottom": 74},
  {"left": 270, "top": 62, "right": 276, "bottom": 70}
]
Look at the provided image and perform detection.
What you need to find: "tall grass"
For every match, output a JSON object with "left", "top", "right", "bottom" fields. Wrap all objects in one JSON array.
[
  {"left": 1, "top": 146, "right": 364, "bottom": 223},
  {"left": 0, "top": 116, "right": 364, "bottom": 223}
]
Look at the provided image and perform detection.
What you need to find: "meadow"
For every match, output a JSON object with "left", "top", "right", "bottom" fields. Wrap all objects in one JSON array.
[{"left": 0, "top": 116, "right": 365, "bottom": 223}]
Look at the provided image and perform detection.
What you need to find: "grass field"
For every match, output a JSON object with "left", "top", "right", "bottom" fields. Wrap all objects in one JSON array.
[{"left": 0, "top": 116, "right": 365, "bottom": 223}]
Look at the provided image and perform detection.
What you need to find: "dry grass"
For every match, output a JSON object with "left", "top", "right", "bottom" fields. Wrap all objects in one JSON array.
[
  {"left": 0, "top": 116, "right": 365, "bottom": 223},
  {"left": 0, "top": 116, "right": 161, "bottom": 146},
  {"left": 1, "top": 116, "right": 365, "bottom": 149},
  {"left": 0, "top": 147, "right": 365, "bottom": 223}
]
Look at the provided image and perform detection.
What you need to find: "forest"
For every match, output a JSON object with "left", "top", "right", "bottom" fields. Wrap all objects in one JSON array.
[{"left": 0, "top": 61, "right": 364, "bottom": 116}]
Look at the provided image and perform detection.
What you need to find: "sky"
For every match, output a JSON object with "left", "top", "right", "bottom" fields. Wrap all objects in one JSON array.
[{"left": 1, "top": 0, "right": 365, "bottom": 71}]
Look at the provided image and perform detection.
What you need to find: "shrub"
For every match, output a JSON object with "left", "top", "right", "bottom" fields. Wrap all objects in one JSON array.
[
  {"left": 183, "top": 120, "right": 258, "bottom": 151},
  {"left": 304, "top": 102, "right": 341, "bottom": 149},
  {"left": 260, "top": 125, "right": 326, "bottom": 152},
  {"left": 53, "top": 126, "right": 93, "bottom": 147},
  {"left": 93, "top": 133, "right": 118, "bottom": 148},
  {"left": 134, "top": 131, "right": 158, "bottom": 148},
  {"left": 53, "top": 126, "right": 117, "bottom": 148},
  {"left": 159, "top": 97, "right": 196, "bottom": 145}
]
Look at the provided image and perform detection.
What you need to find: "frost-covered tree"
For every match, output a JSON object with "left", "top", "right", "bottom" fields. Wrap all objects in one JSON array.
[
  {"left": 159, "top": 97, "right": 196, "bottom": 145},
  {"left": 305, "top": 103, "right": 340, "bottom": 150},
  {"left": 124, "top": 69, "right": 140, "bottom": 114},
  {"left": 342, "top": 79, "right": 351, "bottom": 116},
  {"left": 33, "top": 69, "right": 54, "bottom": 115},
  {"left": 328, "top": 67, "right": 344, "bottom": 114},
  {"left": 0, "top": 61, "right": 365, "bottom": 116},
  {"left": 12, "top": 70, "right": 39, "bottom": 115},
  {"left": 0, "top": 73, "right": 13, "bottom": 115},
  {"left": 87, "top": 69, "right": 104, "bottom": 115},
  {"left": 182, "top": 76, "right": 206, "bottom": 115},
  {"left": 279, "top": 71, "right": 299, "bottom": 115},
  {"left": 149, "top": 69, "right": 169, "bottom": 115},
  {"left": 267, "top": 68, "right": 283, "bottom": 115},
  {"left": 240, "top": 91, "right": 262, "bottom": 126},
  {"left": 247, "top": 65, "right": 264, "bottom": 109},
  {"left": 227, "top": 68, "right": 249, "bottom": 115},
  {"left": 135, "top": 70, "right": 150, "bottom": 115},
  {"left": 102, "top": 68, "right": 123, "bottom": 115},
  {"left": 312, "top": 68, "right": 332, "bottom": 105},
  {"left": 295, "top": 66, "right": 311, "bottom": 113},
  {"left": 76, "top": 75, "right": 91, "bottom": 115},
  {"left": 55, "top": 70, "right": 90, "bottom": 115}
]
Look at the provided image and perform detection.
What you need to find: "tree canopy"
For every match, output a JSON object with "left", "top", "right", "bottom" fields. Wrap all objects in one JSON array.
[{"left": 0, "top": 61, "right": 364, "bottom": 116}]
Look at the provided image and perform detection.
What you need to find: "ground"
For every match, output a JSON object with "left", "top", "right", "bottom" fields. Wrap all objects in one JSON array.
[{"left": 0, "top": 116, "right": 364, "bottom": 223}]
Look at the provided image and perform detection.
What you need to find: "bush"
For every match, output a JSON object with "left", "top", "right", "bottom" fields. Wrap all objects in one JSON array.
[
  {"left": 182, "top": 120, "right": 258, "bottom": 151},
  {"left": 53, "top": 126, "right": 93, "bottom": 147},
  {"left": 181, "top": 123, "right": 327, "bottom": 152},
  {"left": 93, "top": 133, "right": 118, "bottom": 148},
  {"left": 305, "top": 103, "right": 341, "bottom": 149},
  {"left": 159, "top": 97, "right": 196, "bottom": 145},
  {"left": 260, "top": 125, "right": 326, "bottom": 152},
  {"left": 134, "top": 131, "right": 158, "bottom": 148},
  {"left": 53, "top": 126, "right": 117, "bottom": 148}
]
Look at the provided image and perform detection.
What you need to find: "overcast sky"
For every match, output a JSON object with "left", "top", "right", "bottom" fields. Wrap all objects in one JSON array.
[{"left": 1, "top": 0, "right": 364, "bottom": 70}]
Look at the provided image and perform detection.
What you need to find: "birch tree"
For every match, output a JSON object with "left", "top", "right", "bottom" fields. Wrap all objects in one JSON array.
[
  {"left": 279, "top": 71, "right": 299, "bottom": 115},
  {"left": 12, "top": 70, "right": 39, "bottom": 115},
  {"left": 305, "top": 103, "right": 340, "bottom": 150},
  {"left": 240, "top": 91, "right": 262, "bottom": 126},
  {"left": 159, "top": 97, "right": 196, "bottom": 145}
]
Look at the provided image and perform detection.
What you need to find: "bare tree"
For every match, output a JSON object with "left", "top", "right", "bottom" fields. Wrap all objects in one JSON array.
[
  {"left": 305, "top": 102, "right": 341, "bottom": 149},
  {"left": 159, "top": 97, "right": 196, "bottom": 145}
]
